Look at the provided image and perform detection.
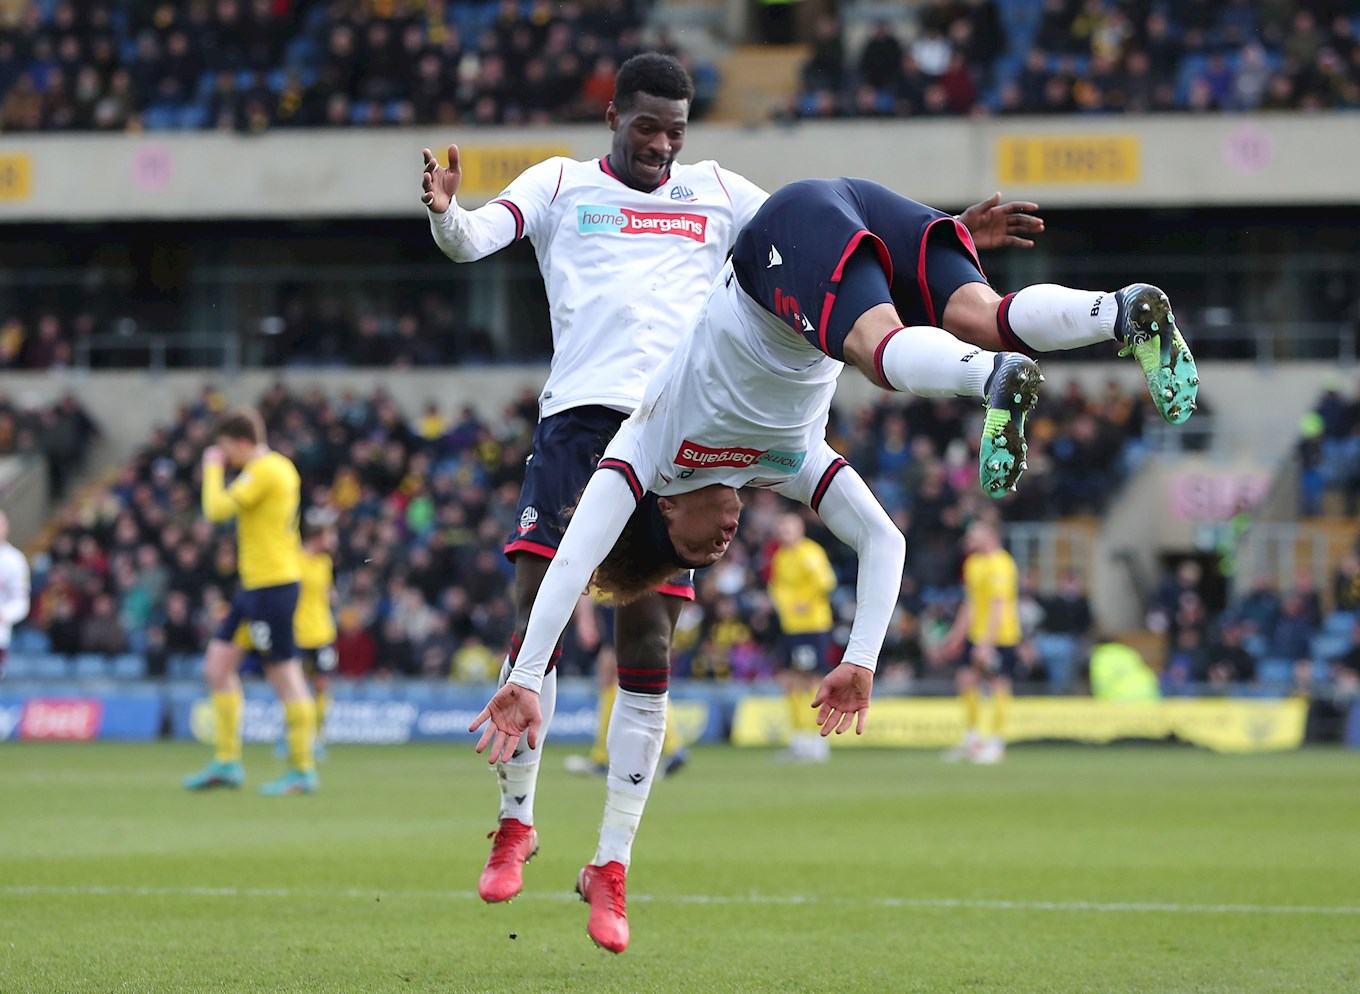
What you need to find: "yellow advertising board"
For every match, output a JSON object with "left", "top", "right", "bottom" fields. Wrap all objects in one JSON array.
[
  {"left": 0, "top": 154, "right": 33, "bottom": 202},
  {"left": 997, "top": 135, "right": 1141, "bottom": 185},
  {"left": 732, "top": 696, "right": 1306, "bottom": 754},
  {"left": 436, "top": 145, "right": 572, "bottom": 196}
]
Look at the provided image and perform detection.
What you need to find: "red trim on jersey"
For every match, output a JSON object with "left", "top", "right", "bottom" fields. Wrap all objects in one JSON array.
[
  {"left": 811, "top": 458, "right": 850, "bottom": 512},
  {"left": 655, "top": 581, "right": 697, "bottom": 601},
  {"left": 712, "top": 163, "right": 732, "bottom": 205},
  {"left": 917, "top": 217, "right": 985, "bottom": 326},
  {"left": 492, "top": 199, "right": 525, "bottom": 241},
  {"left": 549, "top": 162, "right": 564, "bottom": 204},
  {"left": 872, "top": 326, "right": 907, "bottom": 390},
  {"left": 598, "top": 458, "right": 644, "bottom": 502},
  {"left": 598, "top": 156, "right": 670, "bottom": 191},
  {"left": 994, "top": 291, "right": 1036, "bottom": 357},
  {"left": 817, "top": 230, "right": 893, "bottom": 353},
  {"left": 504, "top": 538, "right": 557, "bottom": 561}
]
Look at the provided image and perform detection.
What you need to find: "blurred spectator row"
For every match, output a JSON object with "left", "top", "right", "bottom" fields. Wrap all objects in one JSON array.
[
  {"left": 1149, "top": 555, "right": 1360, "bottom": 698},
  {"left": 0, "top": 0, "right": 716, "bottom": 133},
  {"left": 0, "top": 297, "right": 503, "bottom": 372},
  {"left": 792, "top": 0, "right": 1360, "bottom": 121},
  {"left": 0, "top": 388, "right": 99, "bottom": 499},
  {"left": 7, "top": 378, "right": 1159, "bottom": 683}
]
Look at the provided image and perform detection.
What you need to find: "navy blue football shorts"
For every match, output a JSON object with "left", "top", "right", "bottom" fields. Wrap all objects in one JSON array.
[
  {"left": 732, "top": 177, "right": 989, "bottom": 361},
  {"left": 780, "top": 631, "right": 833, "bottom": 674},
  {"left": 216, "top": 582, "right": 300, "bottom": 664},
  {"left": 964, "top": 641, "right": 1021, "bottom": 679},
  {"left": 505, "top": 404, "right": 694, "bottom": 600}
]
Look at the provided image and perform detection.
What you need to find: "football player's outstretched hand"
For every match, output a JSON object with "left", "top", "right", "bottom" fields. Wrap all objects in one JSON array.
[
  {"left": 470, "top": 682, "right": 541, "bottom": 764},
  {"left": 811, "top": 663, "right": 874, "bottom": 737}
]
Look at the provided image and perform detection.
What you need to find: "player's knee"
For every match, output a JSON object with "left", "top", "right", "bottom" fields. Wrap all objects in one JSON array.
[
  {"left": 941, "top": 287, "right": 1005, "bottom": 349},
  {"left": 617, "top": 629, "right": 672, "bottom": 674}
]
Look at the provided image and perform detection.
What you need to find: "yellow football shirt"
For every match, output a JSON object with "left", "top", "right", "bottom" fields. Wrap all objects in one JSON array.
[
  {"left": 202, "top": 450, "right": 302, "bottom": 590},
  {"left": 768, "top": 538, "right": 837, "bottom": 635},
  {"left": 963, "top": 549, "right": 1021, "bottom": 647},
  {"left": 294, "top": 549, "right": 337, "bottom": 650}
]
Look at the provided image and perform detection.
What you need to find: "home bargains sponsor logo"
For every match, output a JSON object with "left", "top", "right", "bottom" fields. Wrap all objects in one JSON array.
[
  {"left": 675, "top": 440, "right": 805, "bottom": 474},
  {"left": 19, "top": 698, "right": 103, "bottom": 740},
  {"left": 577, "top": 205, "right": 707, "bottom": 242}
]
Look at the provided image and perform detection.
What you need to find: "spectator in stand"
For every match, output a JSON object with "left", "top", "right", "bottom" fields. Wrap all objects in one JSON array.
[
  {"left": 1197, "top": 617, "right": 1258, "bottom": 688},
  {"left": 1036, "top": 571, "right": 1091, "bottom": 692},
  {"left": 860, "top": 22, "right": 905, "bottom": 92}
]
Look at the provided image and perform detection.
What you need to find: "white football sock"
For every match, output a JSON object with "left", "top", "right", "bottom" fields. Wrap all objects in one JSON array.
[
  {"left": 495, "top": 661, "right": 558, "bottom": 825},
  {"left": 877, "top": 325, "right": 995, "bottom": 398},
  {"left": 1005, "top": 285, "right": 1117, "bottom": 351},
  {"left": 595, "top": 689, "right": 667, "bottom": 867}
]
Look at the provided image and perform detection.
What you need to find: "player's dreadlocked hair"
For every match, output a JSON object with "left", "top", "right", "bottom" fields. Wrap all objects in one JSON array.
[
  {"left": 613, "top": 52, "right": 694, "bottom": 112},
  {"left": 571, "top": 493, "right": 699, "bottom": 605}
]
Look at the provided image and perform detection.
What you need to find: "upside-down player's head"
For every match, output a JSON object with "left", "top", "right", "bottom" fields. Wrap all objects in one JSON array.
[
  {"left": 606, "top": 52, "right": 693, "bottom": 193},
  {"left": 216, "top": 408, "right": 266, "bottom": 469},
  {"left": 591, "top": 485, "right": 743, "bottom": 603}
]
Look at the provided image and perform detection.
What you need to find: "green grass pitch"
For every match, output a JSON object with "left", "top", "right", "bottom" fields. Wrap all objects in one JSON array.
[{"left": 2, "top": 742, "right": 1358, "bottom": 994}]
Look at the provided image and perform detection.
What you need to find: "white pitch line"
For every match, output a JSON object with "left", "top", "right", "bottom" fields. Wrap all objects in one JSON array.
[{"left": 3, "top": 885, "right": 1358, "bottom": 916}]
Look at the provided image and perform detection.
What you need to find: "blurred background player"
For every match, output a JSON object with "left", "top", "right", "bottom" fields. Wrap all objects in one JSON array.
[
  {"left": 294, "top": 517, "right": 338, "bottom": 758},
  {"left": 182, "top": 409, "right": 317, "bottom": 796},
  {"left": 0, "top": 510, "right": 31, "bottom": 681},
  {"left": 767, "top": 512, "right": 837, "bottom": 764},
  {"left": 269, "top": 517, "right": 339, "bottom": 760},
  {"left": 939, "top": 520, "right": 1023, "bottom": 764},
  {"left": 422, "top": 52, "right": 768, "bottom": 911}
]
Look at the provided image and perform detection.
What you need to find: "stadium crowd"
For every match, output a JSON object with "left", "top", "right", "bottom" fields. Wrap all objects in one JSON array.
[
  {"left": 794, "top": 0, "right": 1360, "bottom": 119},
  {"left": 14, "top": 379, "right": 1167, "bottom": 688},
  {"left": 0, "top": 388, "right": 99, "bottom": 500},
  {"left": 0, "top": 0, "right": 709, "bottom": 132}
]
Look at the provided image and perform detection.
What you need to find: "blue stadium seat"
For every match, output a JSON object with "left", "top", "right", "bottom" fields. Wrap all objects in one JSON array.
[
  {"left": 1324, "top": 611, "right": 1356, "bottom": 635},
  {"left": 72, "top": 654, "right": 111, "bottom": 678},
  {"left": 196, "top": 71, "right": 219, "bottom": 102},
  {"left": 168, "top": 654, "right": 201, "bottom": 680},
  {"left": 142, "top": 105, "right": 179, "bottom": 131},
  {"left": 178, "top": 105, "right": 209, "bottom": 129},
  {"left": 1257, "top": 658, "right": 1294, "bottom": 687},
  {"left": 11, "top": 628, "right": 50, "bottom": 653},
  {"left": 26, "top": 653, "right": 72, "bottom": 679},
  {"left": 111, "top": 654, "right": 148, "bottom": 679},
  {"left": 1311, "top": 632, "right": 1351, "bottom": 661}
]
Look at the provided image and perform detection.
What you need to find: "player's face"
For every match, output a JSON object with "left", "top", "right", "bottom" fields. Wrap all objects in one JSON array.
[
  {"left": 662, "top": 486, "right": 742, "bottom": 567},
  {"left": 219, "top": 437, "right": 253, "bottom": 468},
  {"left": 606, "top": 93, "right": 689, "bottom": 191}
]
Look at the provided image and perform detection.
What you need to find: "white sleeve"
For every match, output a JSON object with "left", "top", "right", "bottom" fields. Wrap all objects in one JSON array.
[
  {"left": 713, "top": 164, "right": 769, "bottom": 244},
  {"left": 811, "top": 466, "right": 905, "bottom": 674},
  {"left": 505, "top": 469, "right": 638, "bottom": 694},
  {"left": 427, "top": 157, "right": 565, "bottom": 262},
  {"left": 0, "top": 555, "right": 30, "bottom": 627}
]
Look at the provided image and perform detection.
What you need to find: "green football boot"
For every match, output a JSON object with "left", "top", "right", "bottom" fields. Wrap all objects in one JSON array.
[
  {"left": 979, "top": 353, "right": 1044, "bottom": 498},
  {"left": 259, "top": 768, "right": 319, "bottom": 796},
  {"left": 182, "top": 759, "right": 245, "bottom": 791},
  {"left": 1116, "top": 283, "right": 1198, "bottom": 425}
]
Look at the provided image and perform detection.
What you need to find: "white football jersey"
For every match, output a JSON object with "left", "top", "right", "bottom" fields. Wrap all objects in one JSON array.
[
  {"left": 0, "top": 541, "right": 31, "bottom": 647},
  {"left": 486, "top": 157, "right": 767, "bottom": 417},
  {"left": 600, "top": 262, "right": 848, "bottom": 509}
]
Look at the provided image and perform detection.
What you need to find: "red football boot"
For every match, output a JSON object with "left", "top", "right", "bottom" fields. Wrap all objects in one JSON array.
[
  {"left": 576, "top": 861, "right": 629, "bottom": 953},
  {"left": 477, "top": 818, "right": 538, "bottom": 903}
]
